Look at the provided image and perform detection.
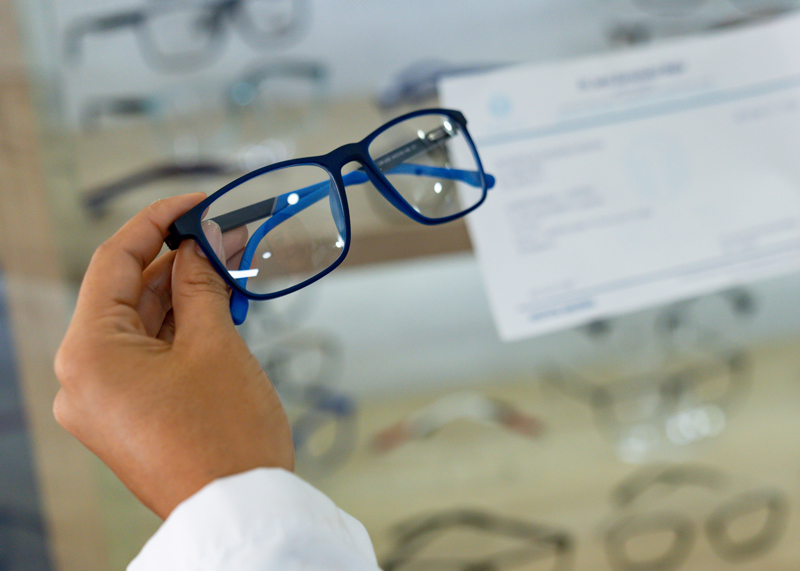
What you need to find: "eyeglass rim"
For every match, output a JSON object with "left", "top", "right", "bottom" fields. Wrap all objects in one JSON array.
[{"left": 166, "top": 107, "right": 490, "bottom": 301}]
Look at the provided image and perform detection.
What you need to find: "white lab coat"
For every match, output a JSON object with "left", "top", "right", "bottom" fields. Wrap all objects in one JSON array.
[{"left": 128, "top": 468, "right": 381, "bottom": 570}]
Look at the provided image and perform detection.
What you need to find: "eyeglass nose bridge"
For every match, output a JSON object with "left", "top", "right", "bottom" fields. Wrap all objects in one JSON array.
[{"left": 328, "top": 143, "right": 414, "bottom": 218}]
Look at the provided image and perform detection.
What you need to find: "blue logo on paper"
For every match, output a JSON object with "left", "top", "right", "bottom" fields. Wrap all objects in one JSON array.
[{"left": 488, "top": 94, "right": 512, "bottom": 118}]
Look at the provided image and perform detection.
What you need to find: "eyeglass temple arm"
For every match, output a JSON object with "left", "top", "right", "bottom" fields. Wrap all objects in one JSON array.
[
  {"left": 83, "top": 161, "right": 237, "bottom": 218},
  {"left": 211, "top": 164, "right": 495, "bottom": 233},
  {"left": 212, "top": 123, "right": 495, "bottom": 231}
]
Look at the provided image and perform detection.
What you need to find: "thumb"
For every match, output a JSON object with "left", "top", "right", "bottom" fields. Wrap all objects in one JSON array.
[{"left": 171, "top": 220, "right": 234, "bottom": 332}]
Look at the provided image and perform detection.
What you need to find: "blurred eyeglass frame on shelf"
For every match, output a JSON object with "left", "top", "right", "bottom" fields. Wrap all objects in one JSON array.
[
  {"left": 63, "top": 0, "right": 310, "bottom": 73},
  {"left": 78, "top": 59, "right": 328, "bottom": 218},
  {"left": 258, "top": 331, "right": 357, "bottom": 475},
  {"left": 380, "top": 509, "right": 574, "bottom": 571},
  {"left": 77, "top": 91, "right": 242, "bottom": 218},
  {"left": 164, "top": 108, "right": 496, "bottom": 325},
  {"left": 604, "top": 464, "right": 790, "bottom": 571},
  {"left": 227, "top": 59, "right": 328, "bottom": 110},
  {"left": 370, "top": 391, "right": 544, "bottom": 454}
]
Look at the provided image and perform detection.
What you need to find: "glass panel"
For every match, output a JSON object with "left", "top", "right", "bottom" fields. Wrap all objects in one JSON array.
[
  {"left": 368, "top": 113, "right": 485, "bottom": 220},
  {"left": 205, "top": 164, "right": 345, "bottom": 295}
]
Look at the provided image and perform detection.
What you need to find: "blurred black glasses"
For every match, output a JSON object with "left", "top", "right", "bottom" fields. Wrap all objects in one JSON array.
[{"left": 64, "top": 0, "right": 309, "bottom": 73}]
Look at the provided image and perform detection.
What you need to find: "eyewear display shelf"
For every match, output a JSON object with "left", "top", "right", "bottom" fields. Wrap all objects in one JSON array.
[
  {"left": 312, "top": 340, "right": 800, "bottom": 571},
  {"left": 5, "top": 5, "right": 800, "bottom": 571}
]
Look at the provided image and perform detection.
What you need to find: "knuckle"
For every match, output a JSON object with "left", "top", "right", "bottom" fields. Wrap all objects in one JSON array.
[
  {"left": 52, "top": 390, "right": 74, "bottom": 431},
  {"left": 54, "top": 336, "right": 99, "bottom": 391},
  {"left": 91, "top": 238, "right": 114, "bottom": 260},
  {"left": 53, "top": 343, "right": 76, "bottom": 387},
  {"left": 144, "top": 280, "right": 172, "bottom": 315},
  {"left": 182, "top": 269, "right": 229, "bottom": 298}
]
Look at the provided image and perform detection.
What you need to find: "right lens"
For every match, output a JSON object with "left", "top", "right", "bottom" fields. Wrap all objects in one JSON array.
[{"left": 205, "top": 163, "right": 346, "bottom": 296}]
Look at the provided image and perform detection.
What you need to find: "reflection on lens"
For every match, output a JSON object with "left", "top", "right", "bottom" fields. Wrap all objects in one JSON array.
[
  {"left": 368, "top": 113, "right": 486, "bottom": 220},
  {"left": 205, "top": 164, "right": 345, "bottom": 296}
]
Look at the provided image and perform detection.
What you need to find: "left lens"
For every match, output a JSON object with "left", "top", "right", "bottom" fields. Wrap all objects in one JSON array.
[{"left": 367, "top": 112, "right": 487, "bottom": 221}]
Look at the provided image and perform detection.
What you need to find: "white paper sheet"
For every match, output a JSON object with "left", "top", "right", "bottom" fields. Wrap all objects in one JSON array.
[{"left": 439, "top": 14, "right": 800, "bottom": 342}]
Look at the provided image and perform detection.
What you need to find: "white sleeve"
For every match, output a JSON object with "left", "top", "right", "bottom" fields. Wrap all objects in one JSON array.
[{"left": 127, "top": 468, "right": 382, "bottom": 571}]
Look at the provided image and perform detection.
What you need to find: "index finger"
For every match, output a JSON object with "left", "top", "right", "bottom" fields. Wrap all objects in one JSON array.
[{"left": 73, "top": 193, "right": 206, "bottom": 327}]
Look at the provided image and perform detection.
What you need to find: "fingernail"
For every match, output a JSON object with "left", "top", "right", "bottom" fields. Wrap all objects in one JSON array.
[{"left": 198, "top": 220, "right": 225, "bottom": 260}]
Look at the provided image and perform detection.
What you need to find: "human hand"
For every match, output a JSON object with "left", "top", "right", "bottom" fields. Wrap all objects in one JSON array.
[{"left": 54, "top": 193, "right": 294, "bottom": 519}]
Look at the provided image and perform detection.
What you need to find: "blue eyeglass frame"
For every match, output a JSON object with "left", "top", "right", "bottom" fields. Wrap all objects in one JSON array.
[{"left": 165, "top": 107, "right": 495, "bottom": 324}]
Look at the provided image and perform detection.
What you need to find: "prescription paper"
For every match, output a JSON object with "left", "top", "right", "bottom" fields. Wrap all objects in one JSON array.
[{"left": 439, "top": 14, "right": 800, "bottom": 342}]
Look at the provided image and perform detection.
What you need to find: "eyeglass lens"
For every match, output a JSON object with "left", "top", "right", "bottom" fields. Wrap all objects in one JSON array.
[
  {"left": 206, "top": 163, "right": 344, "bottom": 296},
  {"left": 368, "top": 113, "right": 484, "bottom": 220},
  {"left": 203, "top": 112, "right": 484, "bottom": 296}
]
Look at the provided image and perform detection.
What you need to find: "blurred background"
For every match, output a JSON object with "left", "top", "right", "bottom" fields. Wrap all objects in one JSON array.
[{"left": 2, "top": 0, "right": 800, "bottom": 569}]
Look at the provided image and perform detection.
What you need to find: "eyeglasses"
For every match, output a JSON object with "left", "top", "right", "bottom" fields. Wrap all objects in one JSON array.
[
  {"left": 604, "top": 465, "right": 790, "bottom": 571},
  {"left": 165, "top": 108, "right": 495, "bottom": 325},
  {"left": 543, "top": 351, "right": 751, "bottom": 455},
  {"left": 64, "top": 0, "right": 309, "bottom": 73}
]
